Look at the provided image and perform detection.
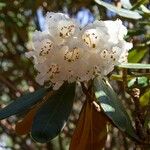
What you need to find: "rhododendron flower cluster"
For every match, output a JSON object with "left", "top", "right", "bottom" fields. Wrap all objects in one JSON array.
[{"left": 26, "top": 12, "right": 132, "bottom": 90}]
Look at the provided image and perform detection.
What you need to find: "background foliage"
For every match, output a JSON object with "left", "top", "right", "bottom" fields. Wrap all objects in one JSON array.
[{"left": 0, "top": 0, "right": 150, "bottom": 149}]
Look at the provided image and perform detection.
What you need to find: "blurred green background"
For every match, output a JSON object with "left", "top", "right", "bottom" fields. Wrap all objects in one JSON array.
[{"left": 0, "top": 0, "right": 150, "bottom": 149}]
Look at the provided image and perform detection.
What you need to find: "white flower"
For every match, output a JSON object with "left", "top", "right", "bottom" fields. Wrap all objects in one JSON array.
[
  {"left": 45, "top": 12, "right": 78, "bottom": 44},
  {"left": 81, "top": 19, "right": 128, "bottom": 50},
  {"left": 26, "top": 12, "right": 132, "bottom": 90}
]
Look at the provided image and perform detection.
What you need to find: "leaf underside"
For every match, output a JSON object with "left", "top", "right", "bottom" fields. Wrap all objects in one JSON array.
[
  {"left": 15, "top": 99, "right": 46, "bottom": 135},
  {"left": 70, "top": 100, "right": 108, "bottom": 150}
]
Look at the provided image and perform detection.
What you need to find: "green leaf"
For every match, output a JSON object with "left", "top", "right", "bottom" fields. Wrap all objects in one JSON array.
[
  {"left": 128, "top": 78, "right": 136, "bottom": 88},
  {"left": 31, "top": 83, "right": 76, "bottom": 143},
  {"left": 118, "top": 63, "right": 150, "bottom": 69},
  {"left": 0, "top": 2, "right": 6, "bottom": 9},
  {"left": 131, "top": 0, "right": 148, "bottom": 10},
  {"left": 128, "top": 49, "right": 148, "bottom": 63},
  {"left": 0, "top": 88, "right": 47, "bottom": 120},
  {"left": 140, "top": 5, "right": 150, "bottom": 14},
  {"left": 128, "top": 77, "right": 148, "bottom": 88},
  {"left": 110, "top": 74, "right": 133, "bottom": 81},
  {"left": 144, "top": 114, "right": 150, "bottom": 129},
  {"left": 140, "top": 89, "right": 150, "bottom": 106},
  {"left": 138, "top": 77, "right": 149, "bottom": 87},
  {"left": 93, "top": 77, "right": 140, "bottom": 141},
  {"left": 95, "top": 0, "right": 142, "bottom": 19},
  {"left": 128, "top": 28, "right": 145, "bottom": 36}
]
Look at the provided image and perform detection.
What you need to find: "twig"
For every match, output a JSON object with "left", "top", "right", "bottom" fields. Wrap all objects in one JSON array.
[
  {"left": 131, "top": 72, "right": 150, "bottom": 77},
  {"left": 0, "top": 73, "right": 22, "bottom": 94},
  {"left": 122, "top": 68, "right": 128, "bottom": 91},
  {"left": 130, "top": 88, "right": 146, "bottom": 140},
  {"left": 59, "top": 134, "right": 65, "bottom": 150}
]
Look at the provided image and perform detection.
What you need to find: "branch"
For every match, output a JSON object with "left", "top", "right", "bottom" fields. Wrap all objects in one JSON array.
[{"left": 0, "top": 73, "right": 22, "bottom": 94}]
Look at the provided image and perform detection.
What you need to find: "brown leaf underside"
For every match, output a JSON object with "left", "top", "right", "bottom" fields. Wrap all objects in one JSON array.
[
  {"left": 15, "top": 104, "right": 40, "bottom": 135},
  {"left": 15, "top": 91, "right": 53, "bottom": 135},
  {"left": 70, "top": 100, "right": 108, "bottom": 150}
]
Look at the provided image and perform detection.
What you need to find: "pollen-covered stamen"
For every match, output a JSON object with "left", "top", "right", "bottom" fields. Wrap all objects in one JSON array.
[
  {"left": 82, "top": 29, "right": 98, "bottom": 48},
  {"left": 47, "top": 64, "right": 60, "bottom": 79},
  {"left": 86, "top": 70, "right": 90, "bottom": 75},
  {"left": 110, "top": 54, "right": 116, "bottom": 62},
  {"left": 68, "top": 70, "right": 74, "bottom": 80},
  {"left": 100, "top": 49, "right": 108, "bottom": 59},
  {"left": 64, "top": 47, "right": 80, "bottom": 62},
  {"left": 39, "top": 40, "right": 54, "bottom": 56},
  {"left": 76, "top": 76, "right": 81, "bottom": 80},
  {"left": 58, "top": 21, "right": 75, "bottom": 38},
  {"left": 93, "top": 66, "right": 101, "bottom": 76},
  {"left": 112, "top": 49, "right": 117, "bottom": 54},
  {"left": 119, "top": 52, "right": 128, "bottom": 63}
]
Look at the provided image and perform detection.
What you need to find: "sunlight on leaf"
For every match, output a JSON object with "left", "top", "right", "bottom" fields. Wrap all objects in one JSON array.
[
  {"left": 118, "top": 63, "right": 150, "bottom": 69},
  {"left": 128, "top": 49, "right": 147, "bottom": 63},
  {"left": 94, "top": 77, "right": 140, "bottom": 142},
  {"left": 140, "top": 5, "right": 150, "bottom": 13},
  {"left": 121, "top": 0, "right": 132, "bottom": 9},
  {"left": 95, "top": 0, "right": 142, "bottom": 19},
  {"left": 101, "top": 103, "right": 115, "bottom": 112}
]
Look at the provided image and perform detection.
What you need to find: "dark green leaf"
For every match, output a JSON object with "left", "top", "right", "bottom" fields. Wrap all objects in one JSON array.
[
  {"left": 93, "top": 77, "right": 140, "bottom": 141},
  {"left": 118, "top": 63, "right": 150, "bottom": 69},
  {"left": 0, "top": 88, "right": 47, "bottom": 120},
  {"left": 128, "top": 49, "right": 147, "bottom": 63},
  {"left": 31, "top": 83, "right": 76, "bottom": 143},
  {"left": 95, "top": 0, "right": 142, "bottom": 19},
  {"left": 128, "top": 28, "right": 146, "bottom": 36}
]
